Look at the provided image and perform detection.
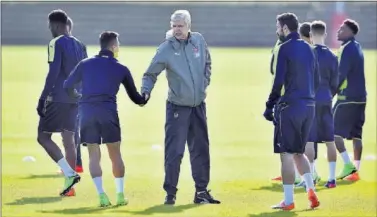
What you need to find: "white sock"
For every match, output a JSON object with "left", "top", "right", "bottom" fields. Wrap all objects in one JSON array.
[
  {"left": 283, "top": 184, "right": 294, "bottom": 205},
  {"left": 93, "top": 177, "right": 104, "bottom": 194},
  {"left": 340, "top": 151, "right": 351, "bottom": 164},
  {"left": 329, "top": 162, "right": 336, "bottom": 181},
  {"left": 354, "top": 160, "right": 360, "bottom": 170},
  {"left": 310, "top": 162, "right": 315, "bottom": 177},
  {"left": 57, "top": 158, "right": 76, "bottom": 177},
  {"left": 302, "top": 173, "right": 315, "bottom": 192},
  {"left": 313, "top": 160, "right": 317, "bottom": 174},
  {"left": 115, "top": 177, "right": 124, "bottom": 194},
  {"left": 294, "top": 164, "right": 301, "bottom": 180}
]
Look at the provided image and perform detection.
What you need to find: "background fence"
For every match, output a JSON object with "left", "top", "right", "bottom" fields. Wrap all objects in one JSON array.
[{"left": 1, "top": 2, "right": 376, "bottom": 48}]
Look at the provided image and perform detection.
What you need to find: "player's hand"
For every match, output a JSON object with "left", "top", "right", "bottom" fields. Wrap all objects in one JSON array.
[
  {"left": 263, "top": 108, "right": 274, "bottom": 122},
  {"left": 36, "top": 99, "right": 45, "bottom": 117}
]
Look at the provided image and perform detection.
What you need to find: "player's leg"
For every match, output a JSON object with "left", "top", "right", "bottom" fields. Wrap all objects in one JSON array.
[
  {"left": 163, "top": 102, "right": 190, "bottom": 205},
  {"left": 102, "top": 113, "right": 127, "bottom": 206},
  {"left": 344, "top": 103, "right": 365, "bottom": 181},
  {"left": 313, "top": 142, "right": 320, "bottom": 183},
  {"left": 106, "top": 142, "right": 128, "bottom": 206},
  {"left": 319, "top": 103, "right": 337, "bottom": 188},
  {"left": 187, "top": 102, "right": 220, "bottom": 204},
  {"left": 87, "top": 143, "right": 111, "bottom": 207},
  {"left": 333, "top": 101, "right": 357, "bottom": 179},
  {"left": 75, "top": 117, "right": 83, "bottom": 173},
  {"left": 61, "top": 131, "right": 77, "bottom": 172},
  {"left": 295, "top": 105, "right": 319, "bottom": 209},
  {"left": 271, "top": 104, "right": 295, "bottom": 210},
  {"left": 37, "top": 101, "right": 80, "bottom": 195}
]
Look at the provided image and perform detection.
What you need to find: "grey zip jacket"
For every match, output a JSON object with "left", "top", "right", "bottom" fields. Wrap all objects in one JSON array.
[{"left": 141, "top": 32, "right": 211, "bottom": 107}]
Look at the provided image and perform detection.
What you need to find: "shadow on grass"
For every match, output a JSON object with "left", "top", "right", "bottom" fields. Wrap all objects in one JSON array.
[
  {"left": 6, "top": 196, "right": 62, "bottom": 205},
  {"left": 248, "top": 210, "right": 298, "bottom": 217},
  {"left": 38, "top": 206, "right": 116, "bottom": 215},
  {"left": 252, "top": 180, "right": 357, "bottom": 193},
  {"left": 112, "top": 204, "right": 199, "bottom": 215},
  {"left": 21, "top": 174, "right": 62, "bottom": 179}
]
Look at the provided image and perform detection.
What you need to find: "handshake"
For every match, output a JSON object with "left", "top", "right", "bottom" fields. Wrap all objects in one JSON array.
[{"left": 139, "top": 92, "right": 150, "bottom": 107}]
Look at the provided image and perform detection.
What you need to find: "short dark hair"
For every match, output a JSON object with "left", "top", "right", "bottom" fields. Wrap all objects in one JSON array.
[
  {"left": 299, "top": 22, "right": 311, "bottom": 38},
  {"left": 343, "top": 19, "right": 359, "bottom": 35},
  {"left": 99, "top": 31, "right": 119, "bottom": 49},
  {"left": 48, "top": 9, "right": 68, "bottom": 24},
  {"left": 67, "top": 17, "right": 73, "bottom": 29},
  {"left": 276, "top": 13, "right": 299, "bottom": 32},
  {"left": 311, "top": 20, "right": 326, "bottom": 35}
]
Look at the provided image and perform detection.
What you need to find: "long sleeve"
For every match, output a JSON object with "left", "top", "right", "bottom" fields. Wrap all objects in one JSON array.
[
  {"left": 64, "top": 62, "right": 83, "bottom": 98},
  {"left": 40, "top": 38, "right": 62, "bottom": 99},
  {"left": 338, "top": 45, "right": 353, "bottom": 92},
  {"left": 122, "top": 67, "right": 145, "bottom": 105},
  {"left": 312, "top": 48, "right": 320, "bottom": 92},
  {"left": 141, "top": 47, "right": 166, "bottom": 94},
  {"left": 330, "top": 57, "right": 339, "bottom": 96},
  {"left": 204, "top": 39, "right": 212, "bottom": 88},
  {"left": 266, "top": 45, "right": 287, "bottom": 109}
]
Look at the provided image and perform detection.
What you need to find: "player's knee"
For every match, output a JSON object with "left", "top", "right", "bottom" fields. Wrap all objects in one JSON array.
[{"left": 37, "top": 132, "right": 51, "bottom": 146}]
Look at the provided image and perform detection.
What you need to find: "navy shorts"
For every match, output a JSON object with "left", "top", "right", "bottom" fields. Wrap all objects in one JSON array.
[
  {"left": 333, "top": 100, "right": 366, "bottom": 140},
  {"left": 38, "top": 101, "right": 78, "bottom": 133},
  {"left": 308, "top": 102, "right": 334, "bottom": 143},
  {"left": 79, "top": 105, "right": 121, "bottom": 145},
  {"left": 274, "top": 103, "right": 315, "bottom": 154}
]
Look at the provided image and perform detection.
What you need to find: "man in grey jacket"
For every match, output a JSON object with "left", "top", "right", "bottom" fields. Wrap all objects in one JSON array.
[{"left": 142, "top": 10, "right": 220, "bottom": 205}]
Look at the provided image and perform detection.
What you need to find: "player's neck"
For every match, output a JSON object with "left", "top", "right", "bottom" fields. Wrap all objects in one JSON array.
[{"left": 312, "top": 37, "right": 325, "bottom": 46}]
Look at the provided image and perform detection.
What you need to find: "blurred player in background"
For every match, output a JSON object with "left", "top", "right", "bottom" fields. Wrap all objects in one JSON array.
[
  {"left": 36, "top": 9, "right": 86, "bottom": 196},
  {"left": 295, "top": 22, "right": 321, "bottom": 188},
  {"left": 264, "top": 13, "right": 320, "bottom": 210},
  {"left": 306, "top": 21, "right": 339, "bottom": 188},
  {"left": 67, "top": 16, "right": 86, "bottom": 174},
  {"left": 142, "top": 10, "right": 220, "bottom": 205},
  {"left": 64, "top": 31, "right": 146, "bottom": 207},
  {"left": 334, "top": 19, "right": 366, "bottom": 181}
]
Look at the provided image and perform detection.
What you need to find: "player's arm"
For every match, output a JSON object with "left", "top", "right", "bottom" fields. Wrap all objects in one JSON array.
[
  {"left": 337, "top": 45, "right": 354, "bottom": 93},
  {"left": 312, "top": 48, "right": 321, "bottom": 91},
  {"left": 40, "top": 39, "right": 63, "bottom": 99},
  {"left": 82, "top": 43, "right": 88, "bottom": 58},
  {"left": 141, "top": 45, "right": 167, "bottom": 95},
  {"left": 122, "top": 66, "right": 146, "bottom": 105},
  {"left": 266, "top": 44, "right": 287, "bottom": 109},
  {"left": 64, "top": 62, "right": 83, "bottom": 99},
  {"left": 204, "top": 38, "right": 212, "bottom": 88},
  {"left": 330, "top": 56, "right": 339, "bottom": 96}
]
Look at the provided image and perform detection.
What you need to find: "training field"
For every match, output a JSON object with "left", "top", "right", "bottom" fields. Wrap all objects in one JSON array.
[{"left": 2, "top": 46, "right": 376, "bottom": 217}]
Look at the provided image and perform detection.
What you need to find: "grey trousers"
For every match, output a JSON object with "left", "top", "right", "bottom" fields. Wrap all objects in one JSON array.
[{"left": 163, "top": 101, "right": 210, "bottom": 195}]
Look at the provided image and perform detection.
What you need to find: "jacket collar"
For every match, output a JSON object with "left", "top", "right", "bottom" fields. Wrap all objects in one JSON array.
[{"left": 98, "top": 49, "right": 115, "bottom": 58}]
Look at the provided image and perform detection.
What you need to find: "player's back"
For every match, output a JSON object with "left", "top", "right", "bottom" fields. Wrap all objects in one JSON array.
[
  {"left": 314, "top": 45, "right": 338, "bottom": 103},
  {"left": 279, "top": 32, "right": 318, "bottom": 105},
  {"left": 79, "top": 50, "right": 128, "bottom": 108},
  {"left": 338, "top": 39, "right": 366, "bottom": 101},
  {"left": 45, "top": 35, "right": 86, "bottom": 103}
]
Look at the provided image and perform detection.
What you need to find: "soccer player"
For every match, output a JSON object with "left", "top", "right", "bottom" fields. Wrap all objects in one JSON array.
[
  {"left": 295, "top": 22, "right": 321, "bottom": 187},
  {"left": 141, "top": 10, "right": 220, "bottom": 205},
  {"left": 263, "top": 13, "right": 320, "bottom": 210},
  {"left": 307, "top": 21, "right": 339, "bottom": 188},
  {"left": 333, "top": 19, "right": 366, "bottom": 181},
  {"left": 36, "top": 9, "right": 85, "bottom": 196},
  {"left": 270, "top": 34, "right": 302, "bottom": 185},
  {"left": 67, "top": 16, "right": 86, "bottom": 174},
  {"left": 64, "top": 31, "right": 146, "bottom": 207}
]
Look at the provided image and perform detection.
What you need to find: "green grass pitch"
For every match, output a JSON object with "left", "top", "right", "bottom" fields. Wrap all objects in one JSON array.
[{"left": 2, "top": 46, "right": 376, "bottom": 217}]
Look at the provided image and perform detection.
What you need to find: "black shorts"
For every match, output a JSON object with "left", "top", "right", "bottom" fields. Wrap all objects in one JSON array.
[
  {"left": 333, "top": 100, "right": 366, "bottom": 140},
  {"left": 308, "top": 102, "right": 335, "bottom": 143},
  {"left": 79, "top": 105, "right": 121, "bottom": 145},
  {"left": 274, "top": 103, "right": 315, "bottom": 154},
  {"left": 38, "top": 101, "right": 78, "bottom": 133}
]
